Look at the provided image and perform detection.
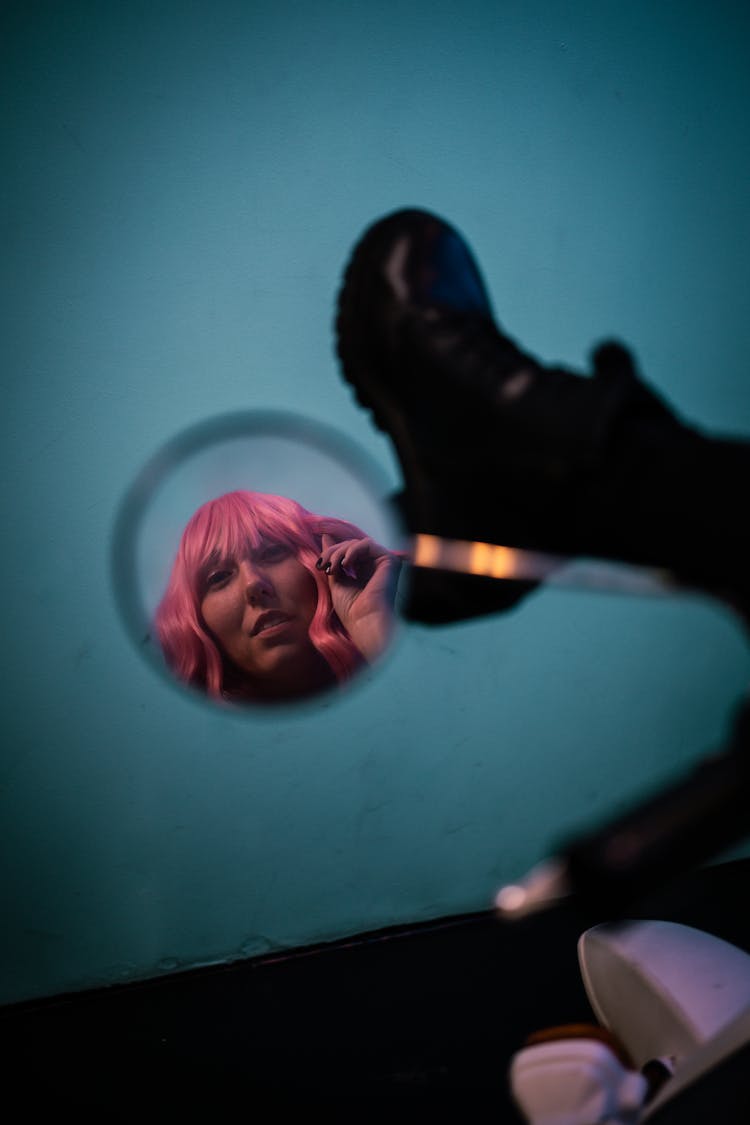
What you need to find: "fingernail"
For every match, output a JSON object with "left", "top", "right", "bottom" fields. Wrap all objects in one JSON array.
[
  {"left": 325, "top": 563, "right": 332, "bottom": 574},
  {"left": 316, "top": 557, "right": 323, "bottom": 569}
]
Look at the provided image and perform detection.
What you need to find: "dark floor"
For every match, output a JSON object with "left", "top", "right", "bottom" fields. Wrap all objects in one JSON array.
[{"left": 2, "top": 860, "right": 749, "bottom": 1124}]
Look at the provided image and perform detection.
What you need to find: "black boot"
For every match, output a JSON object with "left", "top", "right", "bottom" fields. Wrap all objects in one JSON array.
[{"left": 335, "top": 208, "right": 750, "bottom": 624}]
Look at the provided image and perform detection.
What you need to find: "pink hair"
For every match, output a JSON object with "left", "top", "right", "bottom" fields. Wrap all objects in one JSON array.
[{"left": 155, "top": 490, "right": 368, "bottom": 701}]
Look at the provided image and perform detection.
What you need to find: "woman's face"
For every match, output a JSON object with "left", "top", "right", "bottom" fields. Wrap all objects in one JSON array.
[{"left": 199, "top": 538, "right": 326, "bottom": 696}]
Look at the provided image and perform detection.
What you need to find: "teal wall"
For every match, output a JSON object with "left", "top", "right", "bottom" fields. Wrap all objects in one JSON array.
[{"left": 3, "top": 0, "right": 749, "bottom": 1004}]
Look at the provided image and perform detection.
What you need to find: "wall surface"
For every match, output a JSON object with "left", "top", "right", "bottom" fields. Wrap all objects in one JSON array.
[{"left": 2, "top": 0, "right": 749, "bottom": 1005}]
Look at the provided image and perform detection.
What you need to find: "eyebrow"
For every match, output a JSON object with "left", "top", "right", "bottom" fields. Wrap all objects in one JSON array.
[{"left": 202, "top": 536, "right": 285, "bottom": 570}]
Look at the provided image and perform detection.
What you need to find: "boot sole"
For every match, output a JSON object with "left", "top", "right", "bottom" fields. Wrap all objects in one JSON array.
[{"left": 334, "top": 210, "right": 437, "bottom": 511}]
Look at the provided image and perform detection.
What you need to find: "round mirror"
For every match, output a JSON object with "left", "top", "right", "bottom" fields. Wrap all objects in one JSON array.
[{"left": 111, "top": 412, "right": 407, "bottom": 710}]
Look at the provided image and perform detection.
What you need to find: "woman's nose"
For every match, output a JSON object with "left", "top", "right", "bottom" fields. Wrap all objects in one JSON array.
[{"left": 240, "top": 562, "right": 273, "bottom": 606}]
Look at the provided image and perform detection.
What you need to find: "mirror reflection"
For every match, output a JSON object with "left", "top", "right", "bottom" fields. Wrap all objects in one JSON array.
[
  {"left": 112, "top": 411, "right": 405, "bottom": 710},
  {"left": 155, "top": 489, "right": 401, "bottom": 705}
]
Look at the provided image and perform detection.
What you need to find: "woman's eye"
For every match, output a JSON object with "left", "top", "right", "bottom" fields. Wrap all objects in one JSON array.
[
  {"left": 205, "top": 568, "right": 232, "bottom": 589},
  {"left": 259, "top": 543, "right": 289, "bottom": 563}
]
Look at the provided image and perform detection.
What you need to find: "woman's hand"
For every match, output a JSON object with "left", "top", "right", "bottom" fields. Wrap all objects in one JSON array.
[{"left": 317, "top": 535, "right": 401, "bottom": 662}]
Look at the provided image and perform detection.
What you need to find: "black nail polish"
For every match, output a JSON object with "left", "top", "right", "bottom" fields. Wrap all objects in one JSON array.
[
  {"left": 325, "top": 563, "right": 332, "bottom": 574},
  {"left": 316, "top": 557, "right": 323, "bottom": 569}
]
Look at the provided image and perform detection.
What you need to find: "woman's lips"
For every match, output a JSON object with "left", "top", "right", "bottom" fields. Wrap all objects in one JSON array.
[{"left": 251, "top": 611, "right": 292, "bottom": 637}]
